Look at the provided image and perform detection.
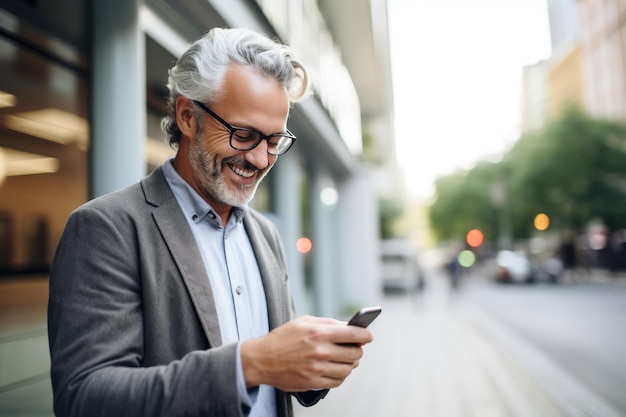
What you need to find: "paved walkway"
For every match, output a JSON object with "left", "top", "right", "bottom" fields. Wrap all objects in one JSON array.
[
  {"left": 0, "top": 277, "right": 52, "bottom": 417},
  {"left": 295, "top": 272, "right": 570, "bottom": 417}
]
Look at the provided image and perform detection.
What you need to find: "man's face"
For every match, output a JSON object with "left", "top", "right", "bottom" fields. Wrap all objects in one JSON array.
[{"left": 188, "top": 65, "right": 290, "bottom": 207}]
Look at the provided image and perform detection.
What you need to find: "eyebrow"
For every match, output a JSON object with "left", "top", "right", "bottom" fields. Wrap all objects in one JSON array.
[{"left": 194, "top": 100, "right": 287, "bottom": 135}]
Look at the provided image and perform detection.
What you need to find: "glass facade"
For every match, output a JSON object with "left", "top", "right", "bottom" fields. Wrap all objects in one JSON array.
[
  {"left": 0, "top": 9, "right": 178, "bottom": 279},
  {"left": 0, "top": 10, "right": 88, "bottom": 277}
]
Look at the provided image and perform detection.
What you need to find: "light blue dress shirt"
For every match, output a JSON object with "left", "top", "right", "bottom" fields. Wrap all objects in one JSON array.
[{"left": 162, "top": 160, "right": 275, "bottom": 416}]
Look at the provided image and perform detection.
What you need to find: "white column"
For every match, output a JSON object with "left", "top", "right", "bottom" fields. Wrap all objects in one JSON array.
[
  {"left": 337, "top": 166, "right": 382, "bottom": 310},
  {"left": 309, "top": 167, "right": 338, "bottom": 317},
  {"left": 272, "top": 153, "right": 309, "bottom": 314},
  {"left": 90, "top": 0, "right": 145, "bottom": 197}
]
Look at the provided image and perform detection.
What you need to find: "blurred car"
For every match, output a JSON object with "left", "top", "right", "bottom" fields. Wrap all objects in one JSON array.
[
  {"left": 380, "top": 239, "right": 425, "bottom": 293},
  {"left": 495, "top": 250, "right": 562, "bottom": 284}
]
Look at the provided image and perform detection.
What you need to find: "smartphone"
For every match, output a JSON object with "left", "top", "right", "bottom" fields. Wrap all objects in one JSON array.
[{"left": 347, "top": 306, "right": 382, "bottom": 328}]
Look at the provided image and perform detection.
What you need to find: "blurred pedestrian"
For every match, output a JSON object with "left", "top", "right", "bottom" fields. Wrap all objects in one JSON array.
[
  {"left": 559, "top": 231, "right": 579, "bottom": 282},
  {"left": 609, "top": 229, "right": 626, "bottom": 273},
  {"left": 446, "top": 243, "right": 463, "bottom": 290},
  {"left": 47, "top": 27, "right": 373, "bottom": 417}
]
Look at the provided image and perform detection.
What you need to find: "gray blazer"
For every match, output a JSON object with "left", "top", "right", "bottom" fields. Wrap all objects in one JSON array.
[{"left": 48, "top": 166, "right": 325, "bottom": 417}]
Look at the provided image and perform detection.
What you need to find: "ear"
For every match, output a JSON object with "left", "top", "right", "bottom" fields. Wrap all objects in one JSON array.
[{"left": 175, "top": 96, "right": 197, "bottom": 138}]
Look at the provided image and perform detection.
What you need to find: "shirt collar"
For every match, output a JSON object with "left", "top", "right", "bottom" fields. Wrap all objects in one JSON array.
[{"left": 162, "top": 159, "right": 248, "bottom": 226}]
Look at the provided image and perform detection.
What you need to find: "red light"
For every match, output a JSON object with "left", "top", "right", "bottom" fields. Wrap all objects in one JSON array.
[
  {"left": 466, "top": 229, "right": 484, "bottom": 248},
  {"left": 296, "top": 237, "right": 312, "bottom": 254}
]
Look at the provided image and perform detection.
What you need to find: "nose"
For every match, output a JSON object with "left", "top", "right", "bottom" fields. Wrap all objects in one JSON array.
[{"left": 244, "top": 139, "right": 271, "bottom": 169}]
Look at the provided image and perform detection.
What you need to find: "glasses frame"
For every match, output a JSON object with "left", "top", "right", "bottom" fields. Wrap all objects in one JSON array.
[{"left": 192, "top": 100, "right": 296, "bottom": 155}]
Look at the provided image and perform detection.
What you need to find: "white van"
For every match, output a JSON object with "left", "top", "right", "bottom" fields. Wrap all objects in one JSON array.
[{"left": 380, "top": 239, "right": 424, "bottom": 293}]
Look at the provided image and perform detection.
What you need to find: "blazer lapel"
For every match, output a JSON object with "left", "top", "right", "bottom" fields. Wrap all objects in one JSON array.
[{"left": 141, "top": 167, "right": 223, "bottom": 347}]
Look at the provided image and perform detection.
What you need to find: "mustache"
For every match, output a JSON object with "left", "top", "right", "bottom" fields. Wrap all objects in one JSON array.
[{"left": 222, "top": 156, "right": 260, "bottom": 171}]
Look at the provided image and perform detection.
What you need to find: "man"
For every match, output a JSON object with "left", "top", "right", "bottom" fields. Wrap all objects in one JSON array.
[{"left": 48, "top": 27, "right": 373, "bottom": 417}]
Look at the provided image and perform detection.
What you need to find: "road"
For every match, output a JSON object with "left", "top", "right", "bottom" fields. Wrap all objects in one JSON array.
[
  {"left": 295, "top": 265, "right": 626, "bottom": 417},
  {"left": 463, "top": 272, "right": 626, "bottom": 415}
]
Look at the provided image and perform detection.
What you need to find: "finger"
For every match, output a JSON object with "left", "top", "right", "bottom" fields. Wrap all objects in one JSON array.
[
  {"left": 331, "top": 344, "right": 364, "bottom": 362},
  {"left": 330, "top": 326, "right": 374, "bottom": 346},
  {"left": 320, "top": 361, "right": 360, "bottom": 385}
]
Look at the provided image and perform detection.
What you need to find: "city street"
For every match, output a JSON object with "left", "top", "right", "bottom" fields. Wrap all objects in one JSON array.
[{"left": 295, "top": 265, "right": 626, "bottom": 417}]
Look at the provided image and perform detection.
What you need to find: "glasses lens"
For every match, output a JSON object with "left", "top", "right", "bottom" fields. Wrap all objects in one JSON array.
[
  {"left": 269, "top": 136, "right": 293, "bottom": 155},
  {"left": 232, "top": 129, "right": 259, "bottom": 144},
  {"left": 230, "top": 129, "right": 294, "bottom": 155}
]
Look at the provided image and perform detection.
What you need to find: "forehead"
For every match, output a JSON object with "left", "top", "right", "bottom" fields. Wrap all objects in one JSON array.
[{"left": 215, "top": 64, "right": 290, "bottom": 131}]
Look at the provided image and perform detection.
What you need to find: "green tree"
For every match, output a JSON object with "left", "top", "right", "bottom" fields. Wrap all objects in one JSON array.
[
  {"left": 506, "top": 107, "right": 626, "bottom": 234},
  {"left": 428, "top": 107, "right": 626, "bottom": 244},
  {"left": 378, "top": 197, "right": 404, "bottom": 239},
  {"left": 428, "top": 161, "right": 500, "bottom": 242}
]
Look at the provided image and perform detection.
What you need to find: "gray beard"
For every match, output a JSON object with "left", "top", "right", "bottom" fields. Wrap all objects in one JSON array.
[{"left": 188, "top": 131, "right": 271, "bottom": 207}]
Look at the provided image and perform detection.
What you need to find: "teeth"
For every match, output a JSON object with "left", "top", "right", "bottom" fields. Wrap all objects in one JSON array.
[{"left": 231, "top": 164, "right": 255, "bottom": 178}]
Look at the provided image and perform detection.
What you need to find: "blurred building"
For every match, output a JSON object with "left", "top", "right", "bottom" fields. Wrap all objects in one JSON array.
[
  {"left": 317, "top": 0, "right": 405, "bottom": 204},
  {"left": 521, "top": 60, "right": 550, "bottom": 133},
  {"left": 578, "top": 0, "right": 626, "bottom": 120},
  {"left": 0, "top": 0, "right": 399, "bottom": 312},
  {"left": 547, "top": 0, "right": 580, "bottom": 52},
  {"left": 521, "top": 0, "right": 582, "bottom": 133},
  {"left": 0, "top": 0, "right": 397, "bottom": 411},
  {"left": 522, "top": 0, "right": 626, "bottom": 132},
  {"left": 545, "top": 41, "right": 585, "bottom": 119}
]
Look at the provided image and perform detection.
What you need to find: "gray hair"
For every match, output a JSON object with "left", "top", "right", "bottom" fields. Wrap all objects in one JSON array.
[{"left": 161, "top": 27, "right": 310, "bottom": 146}]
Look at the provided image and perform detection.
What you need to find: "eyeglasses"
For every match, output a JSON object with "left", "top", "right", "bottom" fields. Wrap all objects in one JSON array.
[{"left": 193, "top": 100, "right": 296, "bottom": 155}]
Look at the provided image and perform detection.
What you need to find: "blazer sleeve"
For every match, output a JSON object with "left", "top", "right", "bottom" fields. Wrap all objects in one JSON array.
[{"left": 48, "top": 204, "right": 245, "bottom": 417}]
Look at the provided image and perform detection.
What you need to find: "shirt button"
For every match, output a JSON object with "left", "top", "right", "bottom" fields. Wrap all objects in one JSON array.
[
  {"left": 192, "top": 214, "right": 198, "bottom": 221},
  {"left": 235, "top": 286, "right": 242, "bottom": 295}
]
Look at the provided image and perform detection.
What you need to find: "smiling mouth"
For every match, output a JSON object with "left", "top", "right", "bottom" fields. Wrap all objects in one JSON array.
[{"left": 229, "top": 163, "right": 256, "bottom": 178}]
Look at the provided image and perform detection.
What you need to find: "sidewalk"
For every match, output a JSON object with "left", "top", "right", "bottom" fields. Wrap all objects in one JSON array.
[
  {"left": 295, "top": 272, "right": 574, "bottom": 417},
  {"left": 0, "top": 277, "right": 52, "bottom": 417}
]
